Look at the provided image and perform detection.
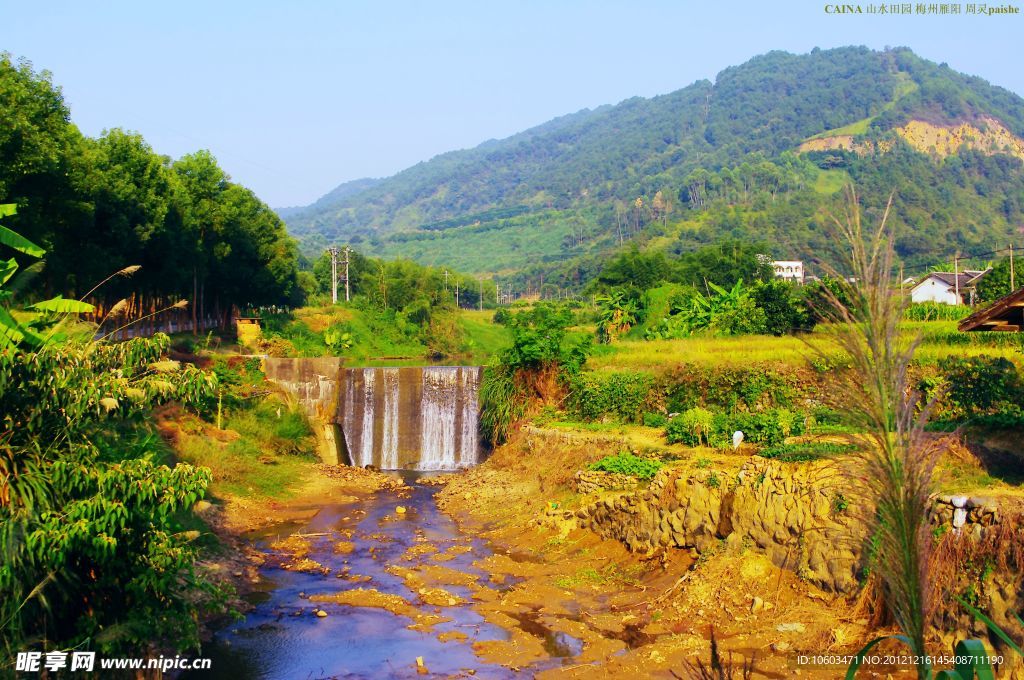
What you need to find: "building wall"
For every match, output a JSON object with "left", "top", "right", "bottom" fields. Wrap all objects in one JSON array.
[{"left": 911, "top": 278, "right": 960, "bottom": 305}]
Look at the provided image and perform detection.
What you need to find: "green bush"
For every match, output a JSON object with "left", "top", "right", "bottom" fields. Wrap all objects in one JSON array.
[
  {"left": 665, "top": 407, "right": 716, "bottom": 446},
  {"left": 567, "top": 371, "right": 654, "bottom": 423},
  {"left": 760, "top": 441, "right": 858, "bottom": 462},
  {"left": 661, "top": 363, "right": 799, "bottom": 413},
  {"left": 642, "top": 412, "right": 667, "bottom": 427},
  {"left": 589, "top": 452, "right": 664, "bottom": 480},
  {"left": 938, "top": 355, "right": 1022, "bottom": 419}
]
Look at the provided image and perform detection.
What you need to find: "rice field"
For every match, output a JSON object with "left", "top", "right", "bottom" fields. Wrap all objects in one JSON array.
[{"left": 587, "top": 321, "right": 1022, "bottom": 372}]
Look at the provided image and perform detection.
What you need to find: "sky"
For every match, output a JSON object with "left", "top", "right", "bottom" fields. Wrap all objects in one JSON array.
[{"left": 5, "top": 1, "right": 1023, "bottom": 208}]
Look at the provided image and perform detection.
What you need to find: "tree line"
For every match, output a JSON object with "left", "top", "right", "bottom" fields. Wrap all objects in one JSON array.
[{"left": 1, "top": 54, "right": 302, "bottom": 330}]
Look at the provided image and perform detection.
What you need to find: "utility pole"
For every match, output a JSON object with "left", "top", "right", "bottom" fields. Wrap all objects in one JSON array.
[
  {"left": 495, "top": 282, "right": 500, "bottom": 306},
  {"left": 342, "top": 246, "right": 352, "bottom": 302},
  {"left": 954, "top": 253, "right": 960, "bottom": 306},
  {"left": 444, "top": 269, "right": 449, "bottom": 293},
  {"left": 455, "top": 282, "right": 459, "bottom": 308},
  {"left": 1011, "top": 243, "right": 1016, "bottom": 292},
  {"left": 478, "top": 278, "right": 483, "bottom": 312},
  {"left": 328, "top": 246, "right": 339, "bottom": 304}
]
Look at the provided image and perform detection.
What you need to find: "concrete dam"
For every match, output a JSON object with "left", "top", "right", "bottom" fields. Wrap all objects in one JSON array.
[{"left": 263, "top": 358, "right": 482, "bottom": 471}]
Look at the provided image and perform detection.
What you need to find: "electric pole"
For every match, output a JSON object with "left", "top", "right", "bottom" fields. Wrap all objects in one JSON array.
[
  {"left": 444, "top": 269, "right": 449, "bottom": 293},
  {"left": 328, "top": 246, "right": 339, "bottom": 304},
  {"left": 1011, "top": 243, "right": 1016, "bottom": 292},
  {"left": 455, "top": 282, "right": 459, "bottom": 308},
  {"left": 478, "top": 278, "right": 483, "bottom": 312},
  {"left": 954, "top": 253, "right": 960, "bottom": 305},
  {"left": 342, "top": 246, "right": 352, "bottom": 302}
]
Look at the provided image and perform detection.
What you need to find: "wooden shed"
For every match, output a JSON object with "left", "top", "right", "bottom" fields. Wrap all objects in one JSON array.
[{"left": 958, "top": 288, "right": 1024, "bottom": 332}]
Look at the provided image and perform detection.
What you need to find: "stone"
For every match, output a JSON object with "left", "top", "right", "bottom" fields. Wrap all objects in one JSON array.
[
  {"left": 771, "top": 641, "right": 790, "bottom": 653},
  {"left": 396, "top": 506, "right": 407, "bottom": 514},
  {"left": 751, "top": 596, "right": 764, "bottom": 614},
  {"left": 315, "top": 609, "right": 328, "bottom": 618},
  {"left": 950, "top": 495, "right": 968, "bottom": 509},
  {"left": 776, "top": 622, "right": 806, "bottom": 634},
  {"left": 952, "top": 508, "right": 967, "bottom": 529}
]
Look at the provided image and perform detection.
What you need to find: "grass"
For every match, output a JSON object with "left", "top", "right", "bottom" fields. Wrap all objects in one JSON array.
[
  {"left": 813, "top": 168, "right": 850, "bottom": 195},
  {"left": 458, "top": 309, "right": 511, "bottom": 357},
  {"left": 587, "top": 321, "right": 1021, "bottom": 372},
  {"left": 170, "top": 393, "right": 318, "bottom": 499}
]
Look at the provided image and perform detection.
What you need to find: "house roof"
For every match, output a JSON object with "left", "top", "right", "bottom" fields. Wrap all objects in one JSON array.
[
  {"left": 958, "top": 286, "right": 1024, "bottom": 332},
  {"left": 914, "top": 270, "right": 989, "bottom": 291}
]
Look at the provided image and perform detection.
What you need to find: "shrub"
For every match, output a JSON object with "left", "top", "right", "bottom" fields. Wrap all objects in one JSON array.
[
  {"left": 760, "top": 441, "right": 858, "bottom": 462},
  {"left": 589, "top": 452, "right": 663, "bottom": 480},
  {"left": 666, "top": 407, "right": 716, "bottom": 446},
  {"left": 642, "top": 412, "right": 667, "bottom": 428},
  {"left": 938, "top": 355, "right": 1022, "bottom": 419},
  {"left": 567, "top": 371, "right": 655, "bottom": 423}
]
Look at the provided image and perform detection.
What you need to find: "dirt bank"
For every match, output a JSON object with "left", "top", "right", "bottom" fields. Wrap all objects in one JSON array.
[{"left": 434, "top": 429, "right": 924, "bottom": 679}]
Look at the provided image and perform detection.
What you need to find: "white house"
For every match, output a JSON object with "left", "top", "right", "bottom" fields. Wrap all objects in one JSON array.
[
  {"left": 910, "top": 270, "right": 989, "bottom": 305},
  {"left": 772, "top": 260, "right": 804, "bottom": 284}
]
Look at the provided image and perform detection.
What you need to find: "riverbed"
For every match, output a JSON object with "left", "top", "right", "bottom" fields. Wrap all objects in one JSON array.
[{"left": 190, "top": 473, "right": 583, "bottom": 679}]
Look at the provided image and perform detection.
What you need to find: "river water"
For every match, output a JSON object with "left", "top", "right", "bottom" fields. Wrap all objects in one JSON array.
[{"left": 189, "top": 473, "right": 580, "bottom": 679}]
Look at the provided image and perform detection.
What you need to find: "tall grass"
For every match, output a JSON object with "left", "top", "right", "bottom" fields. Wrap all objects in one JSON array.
[
  {"left": 817, "top": 188, "right": 946, "bottom": 678},
  {"left": 478, "top": 361, "right": 526, "bottom": 445}
]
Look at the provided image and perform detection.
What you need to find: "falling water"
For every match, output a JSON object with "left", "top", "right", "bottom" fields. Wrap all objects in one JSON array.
[
  {"left": 380, "top": 368, "right": 400, "bottom": 470},
  {"left": 420, "top": 367, "right": 458, "bottom": 470},
  {"left": 458, "top": 367, "right": 480, "bottom": 467},
  {"left": 359, "top": 369, "right": 376, "bottom": 467},
  {"left": 337, "top": 366, "right": 482, "bottom": 471}
]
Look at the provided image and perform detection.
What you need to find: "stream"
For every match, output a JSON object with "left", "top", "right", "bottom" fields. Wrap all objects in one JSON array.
[{"left": 189, "top": 473, "right": 582, "bottom": 679}]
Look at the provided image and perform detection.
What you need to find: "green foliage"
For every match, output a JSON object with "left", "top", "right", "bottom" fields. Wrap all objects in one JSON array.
[
  {"left": 666, "top": 408, "right": 716, "bottom": 446},
  {"left": 660, "top": 362, "right": 797, "bottom": 413},
  {"left": 903, "top": 302, "right": 967, "bottom": 322},
  {"left": 323, "top": 326, "right": 353, "bottom": 353},
  {"left": 976, "top": 258, "right": 1024, "bottom": 304},
  {"left": 0, "top": 332, "right": 224, "bottom": 658},
  {"left": 566, "top": 371, "right": 654, "bottom": 423},
  {"left": 478, "top": 361, "right": 526, "bottom": 446},
  {"left": 502, "top": 303, "right": 592, "bottom": 373},
  {"left": 0, "top": 56, "right": 300, "bottom": 314},
  {"left": 937, "top": 355, "right": 1022, "bottom": 420},
  {"left": 642, "top": 412, "right": 667, "bottom": 428},
  {"left": 646, "top": 279, "right": 766, "bottom": 339},
  {"left": 760, "top": 441, "right": 858, "bottom": 462},
  {"left": 751, "top": 279, "right": 812, "bottom": 335},
  {"left": 589, "top": 452, "right": 663, "bottom": 480},
  {"left": 594, "top": 288, "right": 640, "bottom": 343}
]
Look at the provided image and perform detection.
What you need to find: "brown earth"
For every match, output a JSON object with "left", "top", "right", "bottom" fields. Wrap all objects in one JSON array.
[{"left": 431, "top": 430, "right": 931, "bottom": 679}]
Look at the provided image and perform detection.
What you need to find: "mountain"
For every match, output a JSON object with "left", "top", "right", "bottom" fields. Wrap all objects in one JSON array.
[{"left": 283, "top": 46, "right": 1024, "bottom": 281}]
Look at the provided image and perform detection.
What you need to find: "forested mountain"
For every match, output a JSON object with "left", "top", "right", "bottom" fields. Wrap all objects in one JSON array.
[{"left": 285, "top": 46, "right": 1024, "bottom": 284}]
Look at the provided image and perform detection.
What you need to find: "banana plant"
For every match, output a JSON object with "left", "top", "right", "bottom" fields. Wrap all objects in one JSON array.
[{"left": 0, "top": 204, "right": 93, "bottom": 349}]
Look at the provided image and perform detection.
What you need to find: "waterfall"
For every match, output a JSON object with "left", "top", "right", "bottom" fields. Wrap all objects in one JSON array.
[
  {"left": 380, "top": 368, "right": 400, "bottom": 470},
  {"left": 420, "top": 367, "right": 458, "bottom": 470},
  {"left": 336, "top": 366, "right": 481, "bottom": 471},
  {"left": 359, "top": 369, "right": 375, "bottom": 467},
  {"left": 458, "top": 367, "right": 479, "bottom": 466}
]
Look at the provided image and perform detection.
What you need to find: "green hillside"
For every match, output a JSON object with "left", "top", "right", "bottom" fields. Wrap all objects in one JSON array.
[{"left": 285, "top": 46, "right": 1024, "bottom": 286}]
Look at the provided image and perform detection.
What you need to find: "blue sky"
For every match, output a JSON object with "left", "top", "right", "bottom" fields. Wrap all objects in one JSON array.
[{"left": 5, "top": 1, "right": 1022, "bottom": 207}]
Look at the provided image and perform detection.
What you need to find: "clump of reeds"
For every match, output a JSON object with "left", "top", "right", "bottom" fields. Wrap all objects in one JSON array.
[{"left": 813, "top": 187, "right": 947, "bottom": 677}]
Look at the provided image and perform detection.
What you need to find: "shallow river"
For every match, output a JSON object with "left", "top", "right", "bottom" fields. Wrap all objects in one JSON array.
[{"left": 189, "top": 473, "right": 581, "bottom": 679}]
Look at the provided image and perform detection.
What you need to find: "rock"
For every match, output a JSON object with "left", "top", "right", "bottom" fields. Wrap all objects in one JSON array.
[
  {"left": 396, "top": 506, "right": 407, "bottom": 514},
  {"left": 950, "top": 495, "right": 968, "bottom": 509},
  {"left": 771, "top": 641, "right": 791, "bottom": 653},
  {"left": 193, "top": 500, "right": 213, "bottom": 514},
  {"left": 751, "top": 596, "right": 764, "bottom": 614},
  {"left": 315, "top": 609, "right": 328, "bottom": 618},
  {"left": 776, "top": 622, "right": 806, "bottom": 634},
  {"left": 953, "top": 508, "right": 967, "bottom": 529}
]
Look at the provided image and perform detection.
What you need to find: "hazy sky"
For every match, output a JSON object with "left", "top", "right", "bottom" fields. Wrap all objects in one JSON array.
[{"left": 5, "top": 1, "right": 1022, "bottom": 207}]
